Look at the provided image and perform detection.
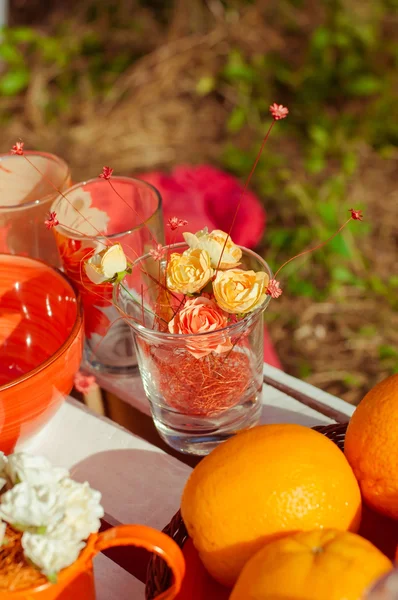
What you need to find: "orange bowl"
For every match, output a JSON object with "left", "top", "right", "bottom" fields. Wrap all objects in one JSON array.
[{"left": 0, "top": 254, "right": 83, "bottom": 452}]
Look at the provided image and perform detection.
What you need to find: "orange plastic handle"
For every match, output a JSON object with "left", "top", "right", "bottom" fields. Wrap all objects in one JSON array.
[
  {"left": 0, "top": 524, "right": 185, "bottom": 600},
  {"left": 91, "top": 525, "right": 185, "bottom": 599}
]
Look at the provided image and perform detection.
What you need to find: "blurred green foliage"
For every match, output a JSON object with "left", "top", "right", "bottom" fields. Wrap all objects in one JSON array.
[
  {"left": 0, "top": 0, "right": 396, "bottom": 304},
  {"left": 216, "top": 0, "right": 397, "bottom": 300}
]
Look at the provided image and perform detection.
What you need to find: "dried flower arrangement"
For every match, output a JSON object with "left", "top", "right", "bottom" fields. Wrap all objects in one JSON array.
[
  {"left": 0, "top": 452, "right": 103, "bottom": 590},
  {"left": 9, "top": 102, "right": 363, "bottom": 420}
]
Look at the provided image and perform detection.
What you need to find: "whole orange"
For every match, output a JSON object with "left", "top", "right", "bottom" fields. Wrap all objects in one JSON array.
[
  {"left": 181, "top": 424, "right": 361, "bottom": 587},
  {"left": 345, "top": 374, "right": 398, "bottom": 519},
  {"left": 230, "top": 529, "right": 393, "bottom": 600}
]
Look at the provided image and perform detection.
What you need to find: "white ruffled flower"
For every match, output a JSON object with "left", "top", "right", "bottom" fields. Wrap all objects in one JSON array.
[
  {"left": 0, "top": 482, "right": 65, "bottom": 530},
  {"left": 183, "top": 228, "right": 242, "bottom": 269},
  {"left": 0, "top": 452, "right": 7, "bottom": 475},
  {"left": 22, "top": 533, "right": 85, "bottom": 577},
  {"left": 6, "top": 454, "right": 69, "bottom": 487},
  {"left": 55, "top": 479, "right": 104, "bottom": 542},
  {"left": 84, "top": 243, "right": 127, "bottom": 284}
]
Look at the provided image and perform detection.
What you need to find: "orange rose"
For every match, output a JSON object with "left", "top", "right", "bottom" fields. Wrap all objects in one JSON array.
[{"left": 168, "top": 297, "right": 233, "bottom": 359}]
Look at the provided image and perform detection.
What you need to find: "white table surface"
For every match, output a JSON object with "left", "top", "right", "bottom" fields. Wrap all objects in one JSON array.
[{"left": 17, "top": 365, "right": 354, "bottom": 599}]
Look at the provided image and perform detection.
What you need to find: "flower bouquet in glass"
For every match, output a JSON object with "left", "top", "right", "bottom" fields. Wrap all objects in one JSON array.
[
  {"left": 0, "top": 452, "right": 183, "bottom": 599},
  {"left": 9, "top": 103, "right": 363, "bottom": 455}
]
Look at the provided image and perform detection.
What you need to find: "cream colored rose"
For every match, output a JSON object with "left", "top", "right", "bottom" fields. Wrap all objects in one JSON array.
[
  {"left": 183, "top": 228, "right": 242, "bottom": 269},
  {"left": 213, "top": 269, "right": 269, "bottom": 314},
  {"left": 84, "top": 243, "right": 127, "bottom": 284},
  {"left": 166, "top": 248, "right": 213, "bottom": 295}
]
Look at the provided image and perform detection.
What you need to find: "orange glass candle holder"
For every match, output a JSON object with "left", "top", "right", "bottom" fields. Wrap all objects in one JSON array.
[{"left": 0, "top": 525, "right": 185, "bottom": 600}]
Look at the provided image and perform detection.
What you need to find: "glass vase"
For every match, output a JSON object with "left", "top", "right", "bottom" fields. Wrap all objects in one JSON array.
[
  {"left": 114, "top": 243, "right": 272, "bottom": 455},
  {"left": 0, "top": 152, "right": 71, "bottom": 266},
  {"left": 51, "top": 176, "right": 164, "bottom": 375}
]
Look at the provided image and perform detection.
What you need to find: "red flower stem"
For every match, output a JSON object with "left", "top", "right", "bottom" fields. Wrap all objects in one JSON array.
[
  {"left": 106, "top": 179, "right": 158, "bottom": 244},
  {"left": 216, "top": 120, "right": 275, "bottom": 271},
  {"left": 274, "top": 217, "right": 352, "bottom": 279},
  {"left": 140, "top": 284, "right": 146, "bottom": 327},
  {"left": 56, "top": 221, "right": 108, "bottom": 247},
  {"left": 22, "top": 155, "right": 111, "bottom": 242}
]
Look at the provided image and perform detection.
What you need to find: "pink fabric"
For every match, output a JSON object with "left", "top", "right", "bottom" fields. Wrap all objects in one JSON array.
[
  {"left": 140, "top": 165, "right": 266, "bottom": 247},
  {"left": 139, "top": 165, "right": 282, "bottom": 370}
]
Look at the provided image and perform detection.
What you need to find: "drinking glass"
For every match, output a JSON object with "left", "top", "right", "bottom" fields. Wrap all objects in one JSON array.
[
  {"left": 0, "top": 152, "right": 71, "bottom": 266},
  {"left": 114, "top": 243, "right": 272, "bottom": 454},
  {"left": 51, "top": 177, "right": 164, "bottom": 375}
]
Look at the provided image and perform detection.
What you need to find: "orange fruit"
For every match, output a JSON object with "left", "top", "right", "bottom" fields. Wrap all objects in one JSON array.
[
  {"left": 181, "top": 424, "right": 361, "bottom": 587},
  {"left": 345, "top": 374, "right": 398, "bottom": 519},
  {"left": 230, "top": 529, "right": 393, "bottom": 600}
]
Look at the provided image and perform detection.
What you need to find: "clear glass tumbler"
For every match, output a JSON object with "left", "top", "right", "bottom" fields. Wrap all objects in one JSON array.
[
  {"left": 0, "top": 152, "right": 71, "bottom": 266},
  {"left": 51, "top": 176, "right": 164, "bottom": 375},
  {"left": 114, "top": 243, "right": 272, "bottom": 454}
]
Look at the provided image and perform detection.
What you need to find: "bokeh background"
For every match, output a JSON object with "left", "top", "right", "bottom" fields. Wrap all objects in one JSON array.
[{"left": 1, "top": 0, "right": 397, "bottom": 404}]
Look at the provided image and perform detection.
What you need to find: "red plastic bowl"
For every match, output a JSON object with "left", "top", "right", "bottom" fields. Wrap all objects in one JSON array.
[{"left": 0, "top": 254, "right": 83, "bottom": 452}]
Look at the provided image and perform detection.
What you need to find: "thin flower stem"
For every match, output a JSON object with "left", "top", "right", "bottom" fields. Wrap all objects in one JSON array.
[
  {"left": 22, "top": 155, "right": 111, "bottom": 242},
  {"left": 119, "top": 282, "right": 168, "bottom": 326},
  {"left": 107, "top": 179, "right": 158, "bottom": 244},
  {"left": 216, "top": 120, "right": 275, "bottom": 271},
  {"left": 274, "top": 217, "right": 352, "bottom": 279}
]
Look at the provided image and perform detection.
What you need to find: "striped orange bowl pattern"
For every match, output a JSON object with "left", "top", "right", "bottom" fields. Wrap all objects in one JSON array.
[{"left": 0, "top": 254, "right": 83, "bottom": 452}]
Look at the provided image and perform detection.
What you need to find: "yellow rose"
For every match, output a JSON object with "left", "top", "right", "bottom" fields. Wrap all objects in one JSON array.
[
  {"left": 183, "top": 228, "right": 242, "bottom": 269},
  {"left": 166, "top": 248, "right": 213, "bottom": 295},
  {"left": 213, "top": 268, "right": 269, "bottom": 314}
]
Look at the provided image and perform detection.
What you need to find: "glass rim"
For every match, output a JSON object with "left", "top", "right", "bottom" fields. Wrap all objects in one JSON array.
[
  {"left": 0, "top": 151, "right": 71, "bottom": 212},
  {"left": 114, "top": 243, "right": 273, "bottom": 340},
  {"left": 52, "top": 175, "right": 163, "bottom": 241}
]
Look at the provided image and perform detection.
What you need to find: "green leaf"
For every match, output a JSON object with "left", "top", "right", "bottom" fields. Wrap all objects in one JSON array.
[
  {"left": 346, "top": 75, "right": 382, "bottom": 96},
  {"left": 0, "top": 70, "right": 30, "bottom": 95},
  {"left": 9, "top": 27, "right": 38, "bottom": 43},
  {"left": 196, "top": 76, "right": 215, "bottom": 96},
  {"left": 222, "top": 51, "right": 256, "bottom": 83},
  {"left": 305, "top": 149, "right": 325, "bottom": 174},
  {"left": 37, "top": 526, "right": 47, "bottom": 535},
  {"left": 331, "top": 266, "right": 355, "bottom": 283},
  {"left": 318, "top": 203, "right": 338, "bottom": 228},
  {"left": 379, "top": 345, "right": 398, "bottom": 360},
  {"left": 311, "top": 27, "right": 331, "bottom": 52},
  {"left": 222, "top": 144, "right": 253, "bottom": 174},
  {"left": 388, "top": 275, "right": 398, "bottom": 288},
  {"left": 328, "top": 234, "right": 352, "bottom": 258},
  {"left": 359, "top": 324, "right": 377, "bottom": 337},
  {"left": 227, "top": 106, "right": 246, "bottom": 133},
  {"left": 0, "top": 43, "right": 24, "bottom": 64},
  {"left": 342, "top": 151, "right": 358, "bottom": 175},
  {"left": 309, "top": 125, "right": 330, "bottom": 149},
  {"left": 369, "top": 275, "right": 389, "bottom": 295}
]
